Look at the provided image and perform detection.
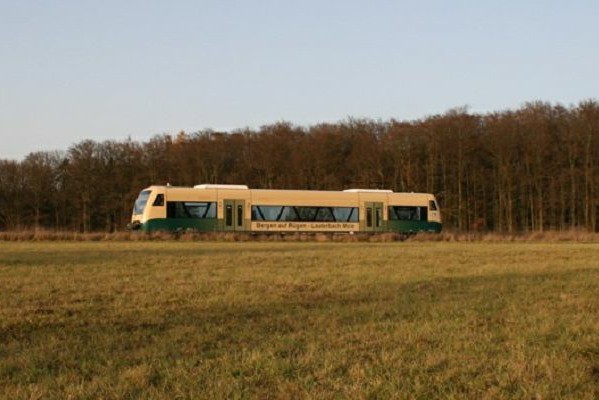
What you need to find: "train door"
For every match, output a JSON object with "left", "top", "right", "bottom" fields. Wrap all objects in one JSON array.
[
  {"left": 363, "top": 202, "right": 384, "bottom": 233},
  {"left": 223, "top": 199, "right": 247, "bottom": 231}
]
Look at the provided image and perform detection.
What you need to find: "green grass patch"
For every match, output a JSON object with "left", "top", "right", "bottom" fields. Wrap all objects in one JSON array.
[{"left": 0, "top": 242, "right": 598, "bottom": 399}]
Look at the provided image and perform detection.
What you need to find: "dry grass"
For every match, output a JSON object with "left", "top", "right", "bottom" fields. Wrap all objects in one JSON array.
[
  {"left": 0, "top": 241, "right": 598, "bottom": 399},
  {"left": 411, "top": 229, "right": 599, "bottom": 242}
]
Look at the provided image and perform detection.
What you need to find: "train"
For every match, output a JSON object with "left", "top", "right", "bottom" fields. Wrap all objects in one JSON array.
[{"left": 129, "top": 184, "right": 442, "bottom": 234}]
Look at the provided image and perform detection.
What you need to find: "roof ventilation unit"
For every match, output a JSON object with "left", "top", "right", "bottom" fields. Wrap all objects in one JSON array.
[
  {"left": 343, "top": 189, "right": 393, "bottom": 193},
  {"left": 194, "top": 184, "right": 249, "bottom": 190}
]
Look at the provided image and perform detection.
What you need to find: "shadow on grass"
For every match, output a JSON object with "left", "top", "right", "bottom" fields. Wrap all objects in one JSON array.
[{"left": 1, "top": 267, "right": 598, "bottom": 397}]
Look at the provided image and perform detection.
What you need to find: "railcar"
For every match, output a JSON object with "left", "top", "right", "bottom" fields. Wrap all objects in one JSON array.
[{"left": 129, "top": 184, "right": 442, "bottom": 234}]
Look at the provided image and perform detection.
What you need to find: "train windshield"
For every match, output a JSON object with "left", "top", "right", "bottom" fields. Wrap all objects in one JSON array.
[{"left": 133, "top": 190, "right": 151, "bottom": 215}]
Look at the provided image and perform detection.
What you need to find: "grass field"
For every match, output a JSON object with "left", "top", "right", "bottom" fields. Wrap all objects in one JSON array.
[{"left": 0, "top": 241, "right": 598, "bottom": 399}]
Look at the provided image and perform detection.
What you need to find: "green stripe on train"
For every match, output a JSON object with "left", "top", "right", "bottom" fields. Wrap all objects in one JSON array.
[
  {"left": 142, "top": 218, "right": 441, "bottom": 233},
  {"left": 142, "top": 218, "right": 219, "bottom": 232}
]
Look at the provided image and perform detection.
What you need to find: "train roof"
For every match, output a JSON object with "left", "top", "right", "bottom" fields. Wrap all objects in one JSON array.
[{"left": 144, "top": 184, "right": 435, "bottom": 197}]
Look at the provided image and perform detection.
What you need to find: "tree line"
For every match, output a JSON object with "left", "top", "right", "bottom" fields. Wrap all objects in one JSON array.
[{"left": 1, "top": 100, "right": 598, "bottom": 232}]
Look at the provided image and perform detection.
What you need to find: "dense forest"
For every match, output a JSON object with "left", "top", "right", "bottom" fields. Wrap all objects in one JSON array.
[{"left": 1, "top": 101, "right": 598, "bottom": 233}]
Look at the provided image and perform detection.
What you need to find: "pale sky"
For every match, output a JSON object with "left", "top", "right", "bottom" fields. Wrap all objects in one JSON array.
[{"left": 1, "top": 0, "right": 598, "bottom": 159}]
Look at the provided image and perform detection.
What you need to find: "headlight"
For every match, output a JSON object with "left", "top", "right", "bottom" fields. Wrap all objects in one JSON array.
[{"left": 127, "top": 221, "right": 141, "bottom": 231}]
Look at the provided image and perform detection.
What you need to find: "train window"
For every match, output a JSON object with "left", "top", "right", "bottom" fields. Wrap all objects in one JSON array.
[
  {"left": 251, "top": 206, "right": 359, "bottom": 222},
  {"left": 429, "top": 200, "right": 438, "bottom": 211},
  {"left": 389, "top": 206, "right": 421, "bottom": 221},
  {"left": 237, "top": 205, "right": 243, "bottom": 226},
  {"left": 225, "top": 205, "right": 233, "bottom": 226},
  {"left": 366, "top": 208, "right": 373, "bottom": 227},
  {"left": 153, "top": 194, "right": 164, "bottom": 206},
  {"left": 167, "top": 202, "right": 184, "bottom": 218},
  {"left": 314, "top": 208, "right": 335, "bottom": 222},
  {"left": 252, "top": 206, "right": 283, "bottom": 221},
  {"left": 332, "top": 207, "right": 358, "bottom": 222},
  {"left": 133, "top": 190, "right": 151, "bottom": 215},
  {"left": 375, "top": 208, "right": 382, "bottom": 227},
  {"left": 296, "top": 207, "right": 317, "bottom": 221},
  {"left": 167, "top": 202, "right": 216, "bottom": 219},
  {"left": 186, "top": 202, "right": 216, "bottom": 218}
]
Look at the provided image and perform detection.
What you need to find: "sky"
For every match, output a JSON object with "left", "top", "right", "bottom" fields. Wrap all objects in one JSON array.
[{"left": 1, "top": 0, "right": 598, "bottom": 160}]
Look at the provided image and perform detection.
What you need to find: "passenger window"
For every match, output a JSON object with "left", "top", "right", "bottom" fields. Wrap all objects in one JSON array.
[
  {"left": 153, "top": 194, "right": 164, "bottom": 206},
  {"left": 226, "top": 205, "right": 233, "bottom": 226},
  {"left": 366, "top": 208, "right": 372, "bottom": 227},
  {"left": 237, "top": 205, "right": 243, "bottom": 226},
  {"left": 375, "top": 208, "right": 382, "bottom": 227}
]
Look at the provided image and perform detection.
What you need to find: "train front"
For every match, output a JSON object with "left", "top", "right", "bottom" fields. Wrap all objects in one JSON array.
[{"left": 128, "top": 186, "right": 165, "bottom": 231}]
